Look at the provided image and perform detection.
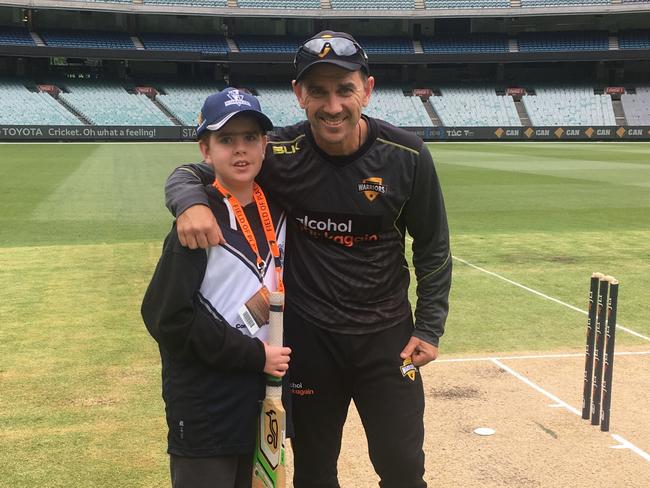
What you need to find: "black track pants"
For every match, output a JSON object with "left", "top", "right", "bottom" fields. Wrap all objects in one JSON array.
[{"left": 285, "top": 305, "right": 427, "bottom": 488}]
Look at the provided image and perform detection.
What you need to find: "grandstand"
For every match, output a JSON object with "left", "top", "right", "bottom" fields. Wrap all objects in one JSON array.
[
  {"left": 59, "top": 81, "right": 173, "bottom": 126},
  {"left": 429, "top": 87, "right": 521, "bottom": 127},
  {"left": 156, "top": 83, "right": 225, "bottom": 126},
  {"left": 0, "top": 1, "right": 649, "bottom": 140},
  {"left": 425, "top": 0, "right": 510, "bottom": 8},
  {"left": 254, "top": 87, "right": 306, "bottom": 127},
  {"left": 517, "top": 31, "right": 609, "bottom": 52},
  {"left": 0, "top": 80, "right": 82, "bottom": 125},
  {"left": 618, "top": 30, "right": 650, "bottom": 50},
  {"left": 421, "top": 34, "right": 509, "bottom": 53},
  {"left": 238, "top": 0, "right": 320, "bottom": 8},
  {"left": 139, "top": 33, "right": 229, "bottom": 54},
  {"left": 520, "top": 0, "right": 609, "bottom": 6},
  {"left": 522, "top": 86, "right": 616, "bottom": 126},
  {"left": 0, "top": 26, "right": 34, "bottom": 46},
  {"left": 39, "top": 30, "right": 135, "bottom": 50},
  {"left": 365, "top": 88, "right": 433, "bottom": 127},
  {"left": 621, "top": 87, "right": 650, "bottom": 125},
  {"left": 234, "top": 36, "right": 302, "bottom": 53},
  {"left": 357, "top": 36, "right": 415, "bottom": 54},
  {"left": 330, "top": 0, "right": 415, "bottom": 9},
  {"left": 143, "top": 0, "right": 227, "bottom": 6}
]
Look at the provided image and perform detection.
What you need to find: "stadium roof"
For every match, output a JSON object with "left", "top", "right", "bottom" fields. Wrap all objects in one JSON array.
[{"left": 2, "top": 0, "right": 650, "bottom": 19}]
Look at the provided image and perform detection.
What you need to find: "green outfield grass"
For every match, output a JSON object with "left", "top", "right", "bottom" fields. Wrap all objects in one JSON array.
[{"left": 1, "top": 142, "right": 649, "bottom": 487}]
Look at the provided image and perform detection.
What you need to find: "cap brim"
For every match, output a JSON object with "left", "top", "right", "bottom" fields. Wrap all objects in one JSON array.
[
  {"left": 204, "top": 109, "right": 274, "bottom": 133},
  {"left": 295, "top": 59, "right": 366, "bottom": 81}
]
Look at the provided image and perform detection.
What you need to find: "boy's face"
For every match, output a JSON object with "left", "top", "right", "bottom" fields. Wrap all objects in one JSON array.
[{"left": 199, "top": 115, "right": 267, "bottom": 191}]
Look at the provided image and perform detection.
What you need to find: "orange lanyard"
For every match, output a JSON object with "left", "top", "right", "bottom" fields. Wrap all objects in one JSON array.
[{"left": 212, "top": 179, "right": 284, "bottom": 292}]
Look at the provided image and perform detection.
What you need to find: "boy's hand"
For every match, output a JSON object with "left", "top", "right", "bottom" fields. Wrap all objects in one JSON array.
[
  {"left": 177, "top": 204, "right": 225, "bottom": 249},
  {"left": 263, "top": 343, "right": 291, "bottom": 378}
]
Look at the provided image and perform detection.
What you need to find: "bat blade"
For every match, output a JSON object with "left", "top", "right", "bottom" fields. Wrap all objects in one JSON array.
[{"left": 252, "top": 292, "right": 286, "bottom": 488}]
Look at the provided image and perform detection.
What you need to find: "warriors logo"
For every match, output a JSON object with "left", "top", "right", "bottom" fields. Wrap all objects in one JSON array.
[
  {"left": 400, "top": 357, "right": 417, "bottom": 381},
  {"left": 357, "top": 177, "right": 387, "bottom": 202}
]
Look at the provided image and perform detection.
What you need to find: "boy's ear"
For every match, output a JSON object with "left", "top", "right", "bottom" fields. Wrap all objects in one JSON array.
[
  {"left": 198, "top": 137, "right": 212, "bottom": 164},
  {"left": 261, "top": 134, "right": 268, "bottom": 154}
]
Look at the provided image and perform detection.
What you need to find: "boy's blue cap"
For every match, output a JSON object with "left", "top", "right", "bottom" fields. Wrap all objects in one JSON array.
[{"left": 196, "top": 88, "right": 273, "bottom": 138}]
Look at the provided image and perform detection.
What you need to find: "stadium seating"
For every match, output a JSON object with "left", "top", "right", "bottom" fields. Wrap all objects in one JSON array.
[
  {"left": 234, "top": 36, "right": 303, "bottom": 53},
  {"left": 520, "top": 0, "right": 609, "bottom": 6},
  {"left": 421, "top": 34, "right": 509, "bottom": 53},
  {"left": 425, "top": 0, "right": 509, "bottom": 8},
  {"left": 139, "top": 33, "right": 228, "bottom": 53},
  {"left": 59, "top": 81, "right": 173, "bottom": 125},
  {"left": 143, "top": 0, "right": 227, "bottom": 6},
  {"left": 67, "top": 0, "right": 132, "bottom": 3},
  {"left": 621, "top": 87, "right": 650, "bottom": 125},
  {"left": 357, "top": 37, "right": 414, "bottom": 54},
  {"left": 522, "top": 86, "right": 615, "bottom": 125},
  {"left": 0, "top": 80, "right": 82, "bottom": 125},
  {"left": 618, "top": 30, "right": 650, "bottom": 50},
  {"left": 40, "top": 30, "right": 135, "bottom": 50},
  {"left": 0, "top": 26, "right": 35, "bottom": 46},
  {"left": 517, "top": 31, "right": 609, "bottom": 52},
  {"left": 159, "top": 84, "right": 433, "bottom": 128},
  {"left": 254, "top": 86, "right": 306, "bottom": 128},
  {"left": 330, "top": 0, "right": 414, "bottom": 9},
  {"left": 365, "top": 88, "right": 433, "bottom": 127},
  {"left": 238, "top": 0, "right": 320, "bottom": 8},
  {"left": 156, "top": 83, "right": 225, "bottom": 126},
  {"left": 428, "top": 87, "right": 521, "bottom": 126}
]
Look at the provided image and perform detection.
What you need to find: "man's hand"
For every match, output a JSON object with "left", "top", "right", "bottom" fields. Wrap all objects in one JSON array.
[
  {"left": 176, "top": 204, "right": 224, "bottom": 249},
  {"left": 400, "top": 336, "right": 438, "bottom": 367}
]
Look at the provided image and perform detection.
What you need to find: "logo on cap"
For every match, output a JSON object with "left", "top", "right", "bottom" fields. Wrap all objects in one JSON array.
[
  {"left": 319, "top": 46, "right": 331, "bottom": 58},
  {"left": 224, "top": 89, "right": 252, "bottom": 108}
]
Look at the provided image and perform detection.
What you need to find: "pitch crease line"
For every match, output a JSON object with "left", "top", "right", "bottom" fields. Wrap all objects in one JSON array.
[
  {"left": 611, "top": 435, "right": 650, "bottom": 462},
  {"left": 490, "top": 358, "right": 581, "bottom": 415},
  {"left": 491, "top": 359, "right": 650, "bottom": 463},
  {"left": 404, "top": 241, "right": 650, "bottom": 343}
]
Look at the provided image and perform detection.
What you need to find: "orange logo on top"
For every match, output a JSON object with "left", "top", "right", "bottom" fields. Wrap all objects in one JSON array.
[{"left": 358, "top": 177, "right": 387, "bottom": 202}]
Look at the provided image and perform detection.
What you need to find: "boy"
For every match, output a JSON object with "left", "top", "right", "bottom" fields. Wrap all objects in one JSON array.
[{"left": 141, "top": 88, "right": 291, "bottom": 488}]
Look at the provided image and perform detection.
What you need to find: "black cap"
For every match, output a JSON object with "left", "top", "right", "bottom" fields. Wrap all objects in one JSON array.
[{"left": 294, "top": 31, "right": 369, "bottom": 82}]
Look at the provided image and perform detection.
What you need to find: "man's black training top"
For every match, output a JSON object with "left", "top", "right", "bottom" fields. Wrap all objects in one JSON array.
[{"left": 166, "top": 116, "right": 452, "bottom": 346}]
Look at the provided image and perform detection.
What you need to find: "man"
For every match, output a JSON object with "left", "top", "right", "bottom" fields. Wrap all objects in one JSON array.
[{"left": 165, "top": 31, "right": 452, "bottom": 488}]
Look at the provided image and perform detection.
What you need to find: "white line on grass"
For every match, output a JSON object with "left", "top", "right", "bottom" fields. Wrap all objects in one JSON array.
[
  {"left": 491, "top": 358, "right": 650, "bottom": 462},
  {"left": 435, "top": 350, "right": 650, "bottom": 364},
  {"left": 405, "top": 236, "right": 650, "bottom": 341},
  {"left": 451, "top": 255, "right": 650, "bottom": 342}
]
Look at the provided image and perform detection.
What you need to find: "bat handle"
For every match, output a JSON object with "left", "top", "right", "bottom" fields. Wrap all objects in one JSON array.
[{"left": 267, "top": 292, "right": 284, "bottom": 348}]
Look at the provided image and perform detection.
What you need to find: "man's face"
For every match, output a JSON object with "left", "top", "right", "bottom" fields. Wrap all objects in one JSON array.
[
  {"left": 293, "top": 64, "right": 374, "bottom": 156},
  {"left": 199, "top": 115, "right": 267, "bottom": 192}
]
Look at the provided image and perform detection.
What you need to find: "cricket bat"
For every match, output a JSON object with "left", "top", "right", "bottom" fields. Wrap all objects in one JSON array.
[{"left": 252, "top": 291, "right": 286, "bottom": 488}]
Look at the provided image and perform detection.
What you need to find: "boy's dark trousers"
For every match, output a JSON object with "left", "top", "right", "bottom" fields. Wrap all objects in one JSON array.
[
  {"left": 285, "top": 305, "right": 427, "bottom": 488},
  {"left": 170, "top": 454, "right": 253, "bottom": 488}
]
